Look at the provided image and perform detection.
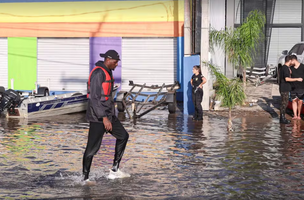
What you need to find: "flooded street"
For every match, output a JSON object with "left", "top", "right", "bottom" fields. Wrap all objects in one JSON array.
[{"left": 0, "top": 106, "right": 304, "bottom": 200}]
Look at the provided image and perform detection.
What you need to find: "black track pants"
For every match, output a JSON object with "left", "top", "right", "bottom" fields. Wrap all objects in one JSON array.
[
  {"left": 280, "top": 92, "right": 289, "bottom": 115},
  {"left": 82, "top": 116, "right": 129, "bottom": 175},
  {"left": 192, "top": 88, "right": 204, "bottom": 119}
]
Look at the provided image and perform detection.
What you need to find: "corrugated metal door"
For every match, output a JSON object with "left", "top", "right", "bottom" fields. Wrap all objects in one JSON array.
[
  {"left": 0, "top": 38, "right": 8, "bottom": 89},
  {"left": 267, "top": 0, "right": 302, "bottom": 65},
  {"left": 121, "top": 38, "right": 177, "bottom": 91},
  {"left": 267, "top": 28, "right": 301, "bottom": 66},
  {"left": 273, "top": 0, "right": 301, "bottom": 24},
  {"left": 37, "top": 38, "right": 89, "bottom": 91}
]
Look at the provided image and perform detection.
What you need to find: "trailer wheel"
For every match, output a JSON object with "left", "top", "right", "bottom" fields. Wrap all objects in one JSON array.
[
  {"left": 38, "top": 87, "right": 49, "bottom": 96},
  {"left": 117, "top": 102, "right": 125, "bottom": 112},
  {"left": 0, "top": 86, "right": 5, "bottom": 94},
  {"left": 168, "top": 102, "right": 176, "bottom": 113}
]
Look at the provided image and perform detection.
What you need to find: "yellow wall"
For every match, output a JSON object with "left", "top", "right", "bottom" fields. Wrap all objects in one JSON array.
[{"left": 0, "top": 0, "right": 184, "bottom": 37}]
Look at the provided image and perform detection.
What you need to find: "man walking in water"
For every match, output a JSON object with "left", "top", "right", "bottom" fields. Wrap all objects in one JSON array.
[{"left": 83, "top": 50, "right": 130, "bottom": 181}]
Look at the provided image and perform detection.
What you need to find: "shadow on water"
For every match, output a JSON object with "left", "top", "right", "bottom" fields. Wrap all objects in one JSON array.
[
  {"left": 259, "top": 97, "right": 279, "bottom": 119},
  {"left": 1, "top": 108, "right": 304, "bottom": 199}
]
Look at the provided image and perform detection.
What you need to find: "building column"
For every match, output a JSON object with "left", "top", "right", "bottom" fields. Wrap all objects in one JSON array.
[
  {"left": 302, "top": 0, "right": 304, "bottom": 41},
  {"left": 226, "top": 0, "right": 235, "bottom": 78},
  {"left": 201, "top": 0, "right": 210, "bottom": 110},
  {"left": 184, "top": 0, "right": 191, "bottom": 56}
]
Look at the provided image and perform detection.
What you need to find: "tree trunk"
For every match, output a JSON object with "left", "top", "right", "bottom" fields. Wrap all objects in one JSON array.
[
  {"left": 241, "top": 65, "right": 247, "bottom": 105},
  {"left": 242, "top": 67, "right": 246, "bottom": 89}
]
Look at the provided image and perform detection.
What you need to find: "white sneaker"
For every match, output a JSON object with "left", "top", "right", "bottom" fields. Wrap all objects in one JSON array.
[{"left": 107, "top": 169, "right": 131, "bottom": 180}]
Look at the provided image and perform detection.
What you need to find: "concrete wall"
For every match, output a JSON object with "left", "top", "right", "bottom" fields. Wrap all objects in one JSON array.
[{"left": 210, "top": 0, "right": 226, "bottom": 75}]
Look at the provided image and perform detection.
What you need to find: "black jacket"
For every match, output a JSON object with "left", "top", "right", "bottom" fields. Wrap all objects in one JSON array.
[
  {"left": 86, "top": 61, "right": 115, "bottom": 123},
  {"left": 279, "top": 65, "right": 291, "bottom": 92}
]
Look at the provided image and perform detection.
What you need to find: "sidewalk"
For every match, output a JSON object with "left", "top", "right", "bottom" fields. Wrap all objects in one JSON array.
[
  {"left": 245, "top": 81, "right": 281, "bottom": 117},
  {"left": 214, "top": 80, "right": 281, "bottom": 115}
]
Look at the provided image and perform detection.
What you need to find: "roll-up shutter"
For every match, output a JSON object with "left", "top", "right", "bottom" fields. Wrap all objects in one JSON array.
[
  {"left": 121, "top": 38, "right": 177, "bottom": 91},
  {"left": 37, "top": 38, "right": 89, "bottom": 91},
  {"left": 267, "top": 28, "right": 301, "bottom": 66},
  {"left": 273, "top": 0, "right": 301, "bottom": 24},
  {"left": 0, "top": 38, "right": 8, "bottom": 89}
]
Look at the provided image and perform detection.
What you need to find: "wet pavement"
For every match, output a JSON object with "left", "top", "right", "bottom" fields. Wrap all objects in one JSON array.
[{"left": 0, "top": 104, "right": 304, "bottom": 200}]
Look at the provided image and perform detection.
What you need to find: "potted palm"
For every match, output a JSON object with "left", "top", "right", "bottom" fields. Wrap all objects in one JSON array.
[
  {"left": 208, "top": 63, "right": 246, "bottom": 131},
  {"left": 209, "top": 10, "right": 266, "bottom": 89}
]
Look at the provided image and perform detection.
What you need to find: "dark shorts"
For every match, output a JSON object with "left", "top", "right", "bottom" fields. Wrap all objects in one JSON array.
[{"left": 290, "top": 90, "right": 304, "bottom": 100}]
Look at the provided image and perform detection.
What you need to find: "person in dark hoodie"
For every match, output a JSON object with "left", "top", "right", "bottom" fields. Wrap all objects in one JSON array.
[{"left": 83, "top": 50, "right": 130, "bottom": 181}]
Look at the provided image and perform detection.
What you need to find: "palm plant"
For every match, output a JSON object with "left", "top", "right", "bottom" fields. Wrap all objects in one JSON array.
[
  {"left": 209, "top": 10, "right": 266, "bottom": 88},
  {"left": 208, "top": 63, "right": 246, "bottom": 131}
]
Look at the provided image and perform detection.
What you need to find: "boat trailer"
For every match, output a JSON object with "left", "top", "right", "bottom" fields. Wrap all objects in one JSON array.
[{"left": 115, "top": 81, "right": 180, "bottom": 119}]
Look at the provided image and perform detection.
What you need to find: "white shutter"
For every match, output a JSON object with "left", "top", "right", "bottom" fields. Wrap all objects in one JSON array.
[
  {"left": 37, "top": 38, "right": 89, "bottom": 91},
  {"left": 121, "top": 38, "right": 177, "bottom": 91},
  {"left": 273, "top": 0, "right": 301, "bottom": 24},
  {"left": 0, "top": 38, "right": 8, "bottom": 89},
  {"left": 267, "top": 28, "right": 301, "bottom": 66}
]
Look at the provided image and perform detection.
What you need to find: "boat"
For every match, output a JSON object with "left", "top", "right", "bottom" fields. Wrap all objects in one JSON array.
[{"left": 0, "top": 85, "right": 119, "bottom": 118}]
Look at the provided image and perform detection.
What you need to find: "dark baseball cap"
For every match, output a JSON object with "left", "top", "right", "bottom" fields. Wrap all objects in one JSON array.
[{"left": 100, "top": 50, "right": 120, "bottom": 60}]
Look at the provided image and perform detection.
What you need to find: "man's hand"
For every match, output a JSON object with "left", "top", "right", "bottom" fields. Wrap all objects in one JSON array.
[
  {"left": 298, "top": 78, "right": 303, "bottom": 82},
  {"left": 103, "top": 117, "right": 112, "bottom": 131}
]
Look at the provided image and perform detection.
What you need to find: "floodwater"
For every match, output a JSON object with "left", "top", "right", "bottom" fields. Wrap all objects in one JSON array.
[{"left": 0, "top": 106, "right": 304, "bottom": 200}]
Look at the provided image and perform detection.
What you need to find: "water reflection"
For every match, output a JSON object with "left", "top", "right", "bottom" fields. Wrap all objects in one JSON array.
[
  {"left": 291, "top": 120, "right": 302, "bottom": 138},
  {"left": 241, "top": 117, "right": 247, "bottom": 132},
  {"left": 0, "top": 110, "right": 304, "bottom": 199}
]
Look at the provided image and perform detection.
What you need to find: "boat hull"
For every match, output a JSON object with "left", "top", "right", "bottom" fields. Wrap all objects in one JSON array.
[{"left": 6, "top": 91, "right": 88, "bottom": 118}]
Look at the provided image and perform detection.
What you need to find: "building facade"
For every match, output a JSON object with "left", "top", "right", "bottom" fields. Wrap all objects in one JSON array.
[
  {"left": 0, "top": 0, "right": 184, "bottom": 97},
  {"left": 0, "top": 0, "right": 303, "bottom": 106},
  {"left": 235, "top": 0, "right": 304, "bottom": 68}
]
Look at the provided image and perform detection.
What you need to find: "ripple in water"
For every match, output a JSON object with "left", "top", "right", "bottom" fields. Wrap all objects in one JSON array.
[{"left": 0, "top": 110, "right": 304, "bottom": 199}]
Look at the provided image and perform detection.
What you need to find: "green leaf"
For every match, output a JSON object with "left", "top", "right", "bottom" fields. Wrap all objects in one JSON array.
[
  {"left": 210, "top": 9, "right": 266, "bottom": 70},
  {"left": 207, "top": 62, "right": 246, "bottom": 109}
]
